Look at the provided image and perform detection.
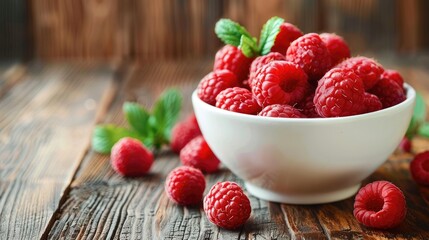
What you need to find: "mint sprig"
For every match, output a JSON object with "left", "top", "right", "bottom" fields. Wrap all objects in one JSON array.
[
  {"left": 215, "top": 19, "right": 253, "bottom": 47},
  {"left": 259, "top": 16, "right": 285, "bottom": 55},
  {"left": 239, "top": 35, "right": 259, "bottom": 58},
  {"left": 406, "top": 92, "right": 426, "bottom": 139},
  {"left": 92, "top": 89, "right": 182, "bottom": 154}
]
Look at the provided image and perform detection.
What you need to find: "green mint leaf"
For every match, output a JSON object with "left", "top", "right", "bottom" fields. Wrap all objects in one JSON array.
[
  {"left": 406, "top": 92, "right": 426, "bottom": 138},
  {"left": 418, "top": 122, "right": 429, "bottom": 138},
  {"left": 215, "top": 18, "right": 253, "bottom": 47},
  {"left": 123, "top": 102, "right": 150, "bottom": 136},
  {"left": 239, "top": 35, "right": 259, "bottom": 58},
  {"left": 92, "top": 125, "right": 143, "bottom": 154},
  {"left": 259, "top": 16, "right": 284, "bottom": 55},
  {"left": 151, "top": 89, "right": 182, "bottom": 142}
]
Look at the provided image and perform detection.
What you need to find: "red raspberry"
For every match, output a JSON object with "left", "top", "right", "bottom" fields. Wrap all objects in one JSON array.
[
  {"left": 249, "top": 52, "right": 286, "bottom": 88},
  {"left": 165, "top": 166, "right": 206, "bottom": 206},
  {"left": 215, "top": 87, "right": 261, "bottom": 115},
  {"left": 314, "top": 68, "right": 365, "bottom": 117},
  {"left": 320, "top": 33, "right": 351, "bottom": 66},
  {"left": 381, "top": 69, "right": 404, "bottom": 87},
  {"left": 410, "top": 151, "right": 429, "bottom": 185},
  {"left": 270, "top": 22, "right": 303, "bottom": 54},
  {"left": 362, "top": 92, "right": 382, "bottom": 113},
  {"left": 252, "top": 61, "right": 309, "bottom": 107},
  {"left": 170, "top": 114, "right": 202, "bottom": 153},
  {"left": 111, "top": 137, "right": 153, "bottom": 177},
  {"left": 336, "top": 56, "right": 384, "bottom": 90},
  {"left": 286, "top": 33, "right": 332, "bottom": 81},
  {"left": 214, "top": 45, "right": 254, "bottom": 81},
  {"left": 398, "top": 137, "right": 412, "bottom": 153},
  {"left": 354, "top": 181, "right": 407, "bottom": 229},
  {"left": 258, "top": 104, "right": 306, "bottom": 118},
  {"left": 369, "top": 78, "right": 406, "bottom": 108},
  {"left": 203, "top": 181, "right": 251, "bottom": 229},
  {"left": 197, "top": 70, "right": 238, "bottom": 105},
  {"left": 296, "top": 93, "right": 321, "bottom": 118},
  {"left": 180, "top": 136, "right": 220, "bottom": 173}
]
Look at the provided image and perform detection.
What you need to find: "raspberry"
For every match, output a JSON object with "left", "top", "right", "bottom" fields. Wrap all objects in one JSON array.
[
  {"left": 398, "top": 137, "right": 412, "bottom": 153},
  {"left": 197, "top": 70, "right": 238, "bottom": 105},
  {"left": 165, "top": 166, "right": 206, "bottom": 206},
  {"left": 410, "top": 151, "right": 429, "bottom": 185},
  {"left": 286, "top": 33, "right": 332, "bottom": 81},
  {"left": 354, "top": 181, "right": 407, "bottom": 229},
  {"left": 214, "top": 45, "right": 254, "bottom": 81},
  {"left": 314, "top": 68, "right": 365, "bottom": 117},
  {"left": 369, "top": 78, "right": 406, "bottom": 108},
  {"left": 111, "top": 137, "right": 153, "bottom": 177},
  {"left": 249, "top": 52, "right": 286, "bottom": 88},
  {"left": 252, "top": 61, "right": 309, "bottom": 107},
  {"left": 258, "top": 104, "right": 306, "bottom": 118},
  {"left": 381, "top": 69, "right": 404, "bottom": 87},
  {"left": 336, "top": 57, "right": 384, "bottom": 90},
  {"left": 180, "top": 136, "right": 220, "bottom": 173},
  {"left": 362, "top": 92, "right": 382, "bottom": 113},
  {"left": 320, "top": 33, "right": 351, "bottom": 66},
  {"left": 270, "top": 22, "right": 303, "bottom": 54},
  {"left": 296, "top": 93, "right": 321, "bottom": 118},
  {"left": 215, "top": 87, "right": 261, "bottom": 115},
  {"left": 203, "top": 182, "right": 251, "bottom": 229},
  {"left": 170, "top": 114, "right": 202, "bottom": 153}
]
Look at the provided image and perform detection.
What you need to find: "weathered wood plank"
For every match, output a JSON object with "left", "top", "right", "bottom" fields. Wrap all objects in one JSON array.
[{"left": 0, "top": 63, "right": 116, "bottom": 239}]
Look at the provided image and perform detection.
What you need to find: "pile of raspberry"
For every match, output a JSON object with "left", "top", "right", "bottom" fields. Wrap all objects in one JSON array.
[{"left": 197, "top": 26, "right": 406, "bottom": 118}]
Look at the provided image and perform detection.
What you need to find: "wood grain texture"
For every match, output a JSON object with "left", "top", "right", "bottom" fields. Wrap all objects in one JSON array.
[
  {"left": 45, "top": 61, "right": 429, "bottom": 239},
  {"left": 0, "top": 63, "right": 116, "bottom": 239}
]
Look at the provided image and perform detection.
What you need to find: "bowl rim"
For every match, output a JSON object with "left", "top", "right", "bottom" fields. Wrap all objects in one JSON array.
[{"left": 192, "top": 83, "right": 416, "bottom": 123}]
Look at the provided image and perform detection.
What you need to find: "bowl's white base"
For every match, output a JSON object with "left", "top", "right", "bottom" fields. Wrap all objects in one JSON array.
[{"left": 245, "top": 182, "right": 361, "bottom": 204}]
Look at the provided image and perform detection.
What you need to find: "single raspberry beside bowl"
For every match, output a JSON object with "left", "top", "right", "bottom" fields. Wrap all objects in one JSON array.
[
  {"left": 381, "top": 69, "right": 404, "bottom": 87},
  {"left": 362, "top": 92, "right": 382, "bottom": 113},
  {"left": 170, "top": 114, "right": 202, "bottom": 153},
  {"left": 354, "top": 181, "right": 407, "bottom": 229},
  {"left": 165, "top": 166, "right": 206, "bottom": 206},
  {"left": 203, "top": 181, "right": 251, "bottom": 229},
  {"left": 215, "top": 87, "right": 261, "bottom": 115},
  {"left": 410, "top": 151, "right": 429, "bottom": 186},
  {"left": 314, "top": 67, "right": 365, "bottom": 117},
  {"left": 258, "top": 104, "right": 306, "bottom": 118},
  {"left": 252, "top": 61, "right": 309, "bottom": 107},
  {"left": 270, "top": 22, "right": 303, "bottom": 54},
  {"left": 286, "top": 33, "right": 332, "bottom": 81},
  {"left": 180, "top": 136, "right": 220, "bottom": 173},
  {"left": 320, "top": 33, "right": 351, "bottom": 66},
  {"left": 369, "top": 78, "right": 406, "bottom": 108},
  {"left": 249, "top": 52, "right": 286, "bottom": 88},
  {"left": 336, "top": 56, "right": 384, "bottom": 90},
  {"left": 197, "top": 69, "right": 238, "bottom": 105},
  {"left": 111, "top": 137, "right": 154, "bottom": 177},
  {"left": 214, "top": 45, "right": 254, "bottom": 81}
]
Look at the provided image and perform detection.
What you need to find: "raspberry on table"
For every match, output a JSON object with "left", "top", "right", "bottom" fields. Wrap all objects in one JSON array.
[
  {"left": 336, "top": 56, "right": 384, "bottom": 90},
  {"left": 111, "top": 137, "right": 154, "bottom": 177},
  {"left": 381, "top": 69, "right": 404, "bottom": 87},
  {"left": 314, "top": 67, "right": 365, "bottom": 117},
  {"left": 197, "top": 69, "right": 238, "bottom": 105},
  {"left": 252, "top": 61, "right": 309, "bottom": 107},
  {"left": 170, "top": 114, "right": 202, "bottom": 154},
  {"left": 214, "top": 45, "right": 254, "bottom": 81},
  {"left": 353, "top": 181, "right": 407, "bottom": 229},
  {"left": 215, "top": 87, "right": 261, "bottom": 115},
  {"left": 369, "top": 78, "right": 406, "bottom": 108},
  {"left": 320, "top": 33, "right": 351, "bottom": 66},
  {"left": 165, "top": 166, "right": 206, "bottom": 206},
  {"left": 398, "top": 137, "right": 412, "bottom": 153},
  {"left": 410, "top": 151, "right": 429, "bottom": 186},
  {"left": 286, "top": 33, "right": 332, "bottom": 81},
  {"left": 203, "top": 181, "right": 251, "bottom": 229},
  {"left": 180, "top": 136, "right": 220, "bottom": 173},
  {"left": 258, "top": 104, "right": 306, "bottom": 118},
  {"left": 270, "top": 22, "right": 303, "bottom": 54},
  {"left": 249, "top": 52, "right": 286, "bottom": 88},
  {"left": 362, "top": 92, "right": 382, "bottom": 113},
  {"left": 296, "top": 93, "right": 320, "bottom": 118}
]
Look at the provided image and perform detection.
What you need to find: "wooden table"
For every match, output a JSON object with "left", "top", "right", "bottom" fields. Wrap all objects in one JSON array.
[{"left": 1, "top": 58, "right": 429, "bottom": 239}]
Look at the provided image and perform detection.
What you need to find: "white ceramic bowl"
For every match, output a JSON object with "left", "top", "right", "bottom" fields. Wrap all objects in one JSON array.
[{"left": 192, "top": 84, "right": 416, "bottom": 204}]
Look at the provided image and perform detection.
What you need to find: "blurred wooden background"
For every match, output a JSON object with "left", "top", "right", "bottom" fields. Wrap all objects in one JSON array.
[{"left": 1, "top": 0, "right": 429, "bottom": 62}]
